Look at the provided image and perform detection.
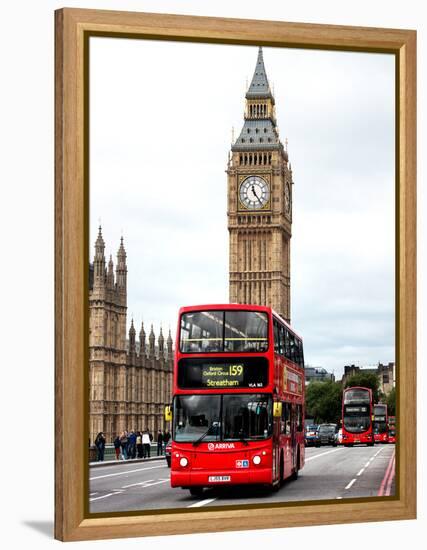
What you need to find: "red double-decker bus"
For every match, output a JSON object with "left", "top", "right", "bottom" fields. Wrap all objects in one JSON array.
[
  {"left": 165, "top": 304, "right": 305, "bottom": 496},
  {"left": 373, "top": 403, "right": 389, "bottom": 443},
  {"left": 342, "top": 387, "right": 374, "bottom": 446},
  {"left": 388, "top": 415, "right": 396, "bottom": 444}
]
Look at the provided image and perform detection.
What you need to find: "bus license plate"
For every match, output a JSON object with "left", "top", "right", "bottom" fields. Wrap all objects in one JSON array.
[{"left": 208, "top": 476, "right": 231, "bottom": 483}]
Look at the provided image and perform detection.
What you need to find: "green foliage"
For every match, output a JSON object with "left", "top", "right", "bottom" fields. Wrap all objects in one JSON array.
[
  {"left": 386, "top": 387, "right": 396, "bottom": 416},
  {"left": 344, "top": 373, "right": 381, "bottom": 403},
  {"left": 305, "top": 380, "right": 342, "bottom": 424}
]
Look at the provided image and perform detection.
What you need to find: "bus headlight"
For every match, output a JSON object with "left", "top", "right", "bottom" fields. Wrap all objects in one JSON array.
[
  {"left": 180, "top": 457, "right": 189, "bottom": 467},
  {"left": 252, "top": 455, "right": 261, "bottom": 465}
]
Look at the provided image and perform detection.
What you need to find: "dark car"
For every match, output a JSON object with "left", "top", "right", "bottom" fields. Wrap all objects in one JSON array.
[
  {"left": 317, "top": 423, "right": 338, "bottom": 446},
  {"left": 165, "top": 441, "right": 172, "bottom": 467},
  {"left": 305, "top": 425, "right": 320, "bottom": 447}
]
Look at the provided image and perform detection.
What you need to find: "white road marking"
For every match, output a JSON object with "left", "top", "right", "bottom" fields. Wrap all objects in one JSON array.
[
  {"left": 89, "top": 493, "right": 98, "bottom": 496},
  {"left": 122, "top": 478, "right": 169, "bottom": 489},
  {"left": 90, "top": 465, "right": 165, "bottom": 481},
  {"left": 357, "top": 468, "right": 365, "bottom": 476},
  {"left": 89, "top": 493, "right": 115, "bottom": 502},
  {"left": 305, "top": 448, "right": 343, "bottom": 462},
  {"left": 345, "top": 478, "right": 357, "bottom": 490},
  {"left": 336, "top": 497, "right": 343, "bottom": 500},
  {"left": 187, "top": 498, "right": 217, "bottom": 508},
  {"left": 122, "top": 479, "right": 154, "bottom": 489},
  {"left": 143, "top": 480, "right": 169, "bottom": 488}
]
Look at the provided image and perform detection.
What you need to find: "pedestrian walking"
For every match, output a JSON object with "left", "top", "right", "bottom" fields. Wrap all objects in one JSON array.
[
  {"left": 94, "top": 432, "right": 106, "bottom": 462},
  {"left": 120, "top": 431, "right": 128, "bottom": 460},
  {"left": 163, "top": 429, "right": 171, "bottom": 448},
  {"left": 142, "top": 430, "right": 151, "bottom": 458},
  {"left": 157, "top": 430, "right": 164, "bottom": 455},
  {"left": 113, "top": 435, "right": 121, "bottom": 460},
  {"left": 128, "top": 430, "right": 137, "bottom": 459},
  {"left": 136, "top": 431, "right": 143, "bottom": 458}
]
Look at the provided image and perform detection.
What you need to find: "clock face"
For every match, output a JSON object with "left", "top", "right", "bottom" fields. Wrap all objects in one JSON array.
[
  {"left": 239, "top": 176, "right": 270, "bottom": 210},
  {"left": 284, "top": 182, "right": 291, "bottom": 215}
]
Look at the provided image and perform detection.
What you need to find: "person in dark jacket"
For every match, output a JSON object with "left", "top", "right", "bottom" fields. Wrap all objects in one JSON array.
[
  {"left": 113, "top": 435, "right": 121, "bottom": 460},
  {"left": 163, "top": 429, "right": 171, "bottom": 448},
  {"left": 94, "top": 432, "right": 106, "bottom": 461},
  {"left": 128, "top": 430, "right": 137, "bottom": 459},
  {"left": 157, "top": 430, "right": 164, "bottom": 455}
]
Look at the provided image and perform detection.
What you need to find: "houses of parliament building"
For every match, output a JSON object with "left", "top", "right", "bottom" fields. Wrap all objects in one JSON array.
[{"left": 89, "top": 227, "right": 173, "bottom": 444}]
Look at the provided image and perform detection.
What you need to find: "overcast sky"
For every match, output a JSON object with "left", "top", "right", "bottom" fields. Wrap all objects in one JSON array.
[{"left": 90, "top": 37, "right": 395, "bottom": 379}]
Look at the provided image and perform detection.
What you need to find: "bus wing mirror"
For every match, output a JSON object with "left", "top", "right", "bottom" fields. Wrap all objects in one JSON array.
[
  {"left": 164, "top": 405, "right": 172, "bottom": 422},
  {"left": 273, "top": 402, "right": 282, "bottom": 418}
]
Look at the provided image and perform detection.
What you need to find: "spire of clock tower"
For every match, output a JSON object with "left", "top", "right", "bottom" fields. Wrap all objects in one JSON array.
[
  {"left": 232, "top": 48, "right": 284, "bottom": 156},
  {"left": 246, "top": 47, "right": 273, "bottom": 100}
]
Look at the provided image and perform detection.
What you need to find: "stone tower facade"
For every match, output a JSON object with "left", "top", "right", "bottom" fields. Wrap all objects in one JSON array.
[
  {"left": 89, "top": 227, "right": 173, "bottom": 443},
  {"left": 227, "top": 48, "right": 293, "bottom": 322}
]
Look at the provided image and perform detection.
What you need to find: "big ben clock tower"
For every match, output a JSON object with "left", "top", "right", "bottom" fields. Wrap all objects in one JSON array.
[{"left": 227, "top": 47, "right": 293, "bottom": 322}]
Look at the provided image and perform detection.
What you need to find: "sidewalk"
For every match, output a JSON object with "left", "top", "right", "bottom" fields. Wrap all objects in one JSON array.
[{"left": 90, "top": 454, "right": 166, "bottom": 468}]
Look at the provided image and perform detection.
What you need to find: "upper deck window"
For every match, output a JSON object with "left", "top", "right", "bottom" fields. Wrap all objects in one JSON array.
[
  {"left": 180, "top": 310, "right": 268, "bottom": 353},
  {"left": 344, "top": 388, "right": 371, "bottom": 405}
]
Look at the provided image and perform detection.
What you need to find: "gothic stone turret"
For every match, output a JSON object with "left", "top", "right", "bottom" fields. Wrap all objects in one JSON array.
[{"left": 88, "top": 228, "right": 173, "bottom": 444}]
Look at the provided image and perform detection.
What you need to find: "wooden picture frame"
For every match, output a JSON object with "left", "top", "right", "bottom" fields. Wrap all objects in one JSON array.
[{"left": 55, "top": 8, "right": 416, "bottom": 542}]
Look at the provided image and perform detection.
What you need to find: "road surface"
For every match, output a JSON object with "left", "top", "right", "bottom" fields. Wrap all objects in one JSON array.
[{"left": 89, "top": 443, "right": 395, "bottom": 513}]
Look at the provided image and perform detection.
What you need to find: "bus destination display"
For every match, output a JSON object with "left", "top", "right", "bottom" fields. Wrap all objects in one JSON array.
[
  {"left": 178, "top": 357, "right": 268, "bottom": 389},
  {"left": 202, "top": 364, "right": 244, "bottom": 387}
]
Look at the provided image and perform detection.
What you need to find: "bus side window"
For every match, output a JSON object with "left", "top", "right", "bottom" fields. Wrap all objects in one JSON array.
[
  {"left": 298, "top": 340, "right": 305, "bottom": 368},
  {"left": 282, "top": 327, "right": 290, "bottom": 359},
  {"left": 281, "top": 402, "right": 289, "bottom": 434},
  {"left": 289, "top": 332, "right": 296, "bottom": 363},
  {"left": 279, "top": 325, "right": 286, "bottom": 357},
  {"left": 274, "top": 320, "right": 280, "bottom": 354}
]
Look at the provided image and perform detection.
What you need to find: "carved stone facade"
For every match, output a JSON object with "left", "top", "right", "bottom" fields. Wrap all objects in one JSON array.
[
  {"left": 89, "top": 227, "right": 173, "bottom": 443},
  {"left": 227, "top": 48, "right": 293, "bottom": 322}
]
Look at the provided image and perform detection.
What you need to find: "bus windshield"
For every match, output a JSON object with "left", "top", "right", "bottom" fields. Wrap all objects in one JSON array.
[
  {"left": 173, "top": 394, "right": 272, "bottom": 443},
  {"left": 374, "top": 422, "right": 387, "bottom": 434},
  {"left": 180, "top": 310, "right": 268, "bottom": 353},
  {"left": 344, "top": 415, "right": 371, "bottom": 433}
]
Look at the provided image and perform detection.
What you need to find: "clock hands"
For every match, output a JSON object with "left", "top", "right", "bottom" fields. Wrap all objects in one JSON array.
[{"left": 251, "top": 184, "right": 263, "bottom": 205}]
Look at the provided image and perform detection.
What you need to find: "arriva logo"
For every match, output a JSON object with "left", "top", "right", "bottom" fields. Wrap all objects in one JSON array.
[{"left": 207, "top": 443, "right": 235, "bottom": 450}]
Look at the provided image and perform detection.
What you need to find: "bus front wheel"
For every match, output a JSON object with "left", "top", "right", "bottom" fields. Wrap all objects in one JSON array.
[{"left": 290, "top": 452, "right": 300, "bottom": 481}]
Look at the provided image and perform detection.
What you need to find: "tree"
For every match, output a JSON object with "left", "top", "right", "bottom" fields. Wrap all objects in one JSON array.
[
  {"left": 344, "top": 373, "right": 381, "bottom": 403},
  {"left": 305, "top": 380, "right": 342, "bottom": 424},
  {"left": 386, "top": 387, "right": 396, "bottom": 415}
]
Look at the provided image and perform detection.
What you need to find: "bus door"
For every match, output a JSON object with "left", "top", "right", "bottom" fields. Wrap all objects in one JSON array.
[
  {"left": 290, "top": 404, "right": 297, "bottom": 470},
  {"left": 272, "top": 402, "right": 282, "bottom": 482}
]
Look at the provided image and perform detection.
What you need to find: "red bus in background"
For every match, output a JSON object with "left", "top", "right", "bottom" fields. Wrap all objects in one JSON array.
[
  {"left": 342, "top": 387, "right": 374, "bottom": 447},
  {"left": 165, "top": 304, "right": 305, "bottom": 497},
  {"left": 373, "top": 403, "right": 389, "bottom": 443},
  {"left": 388, "top": 415, "right": 396, "bottom": 444}
]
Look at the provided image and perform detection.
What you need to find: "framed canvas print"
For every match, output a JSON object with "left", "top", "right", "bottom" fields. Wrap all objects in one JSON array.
[{"left": 55, "top": 8, "right": 416, "bottom": 542}]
